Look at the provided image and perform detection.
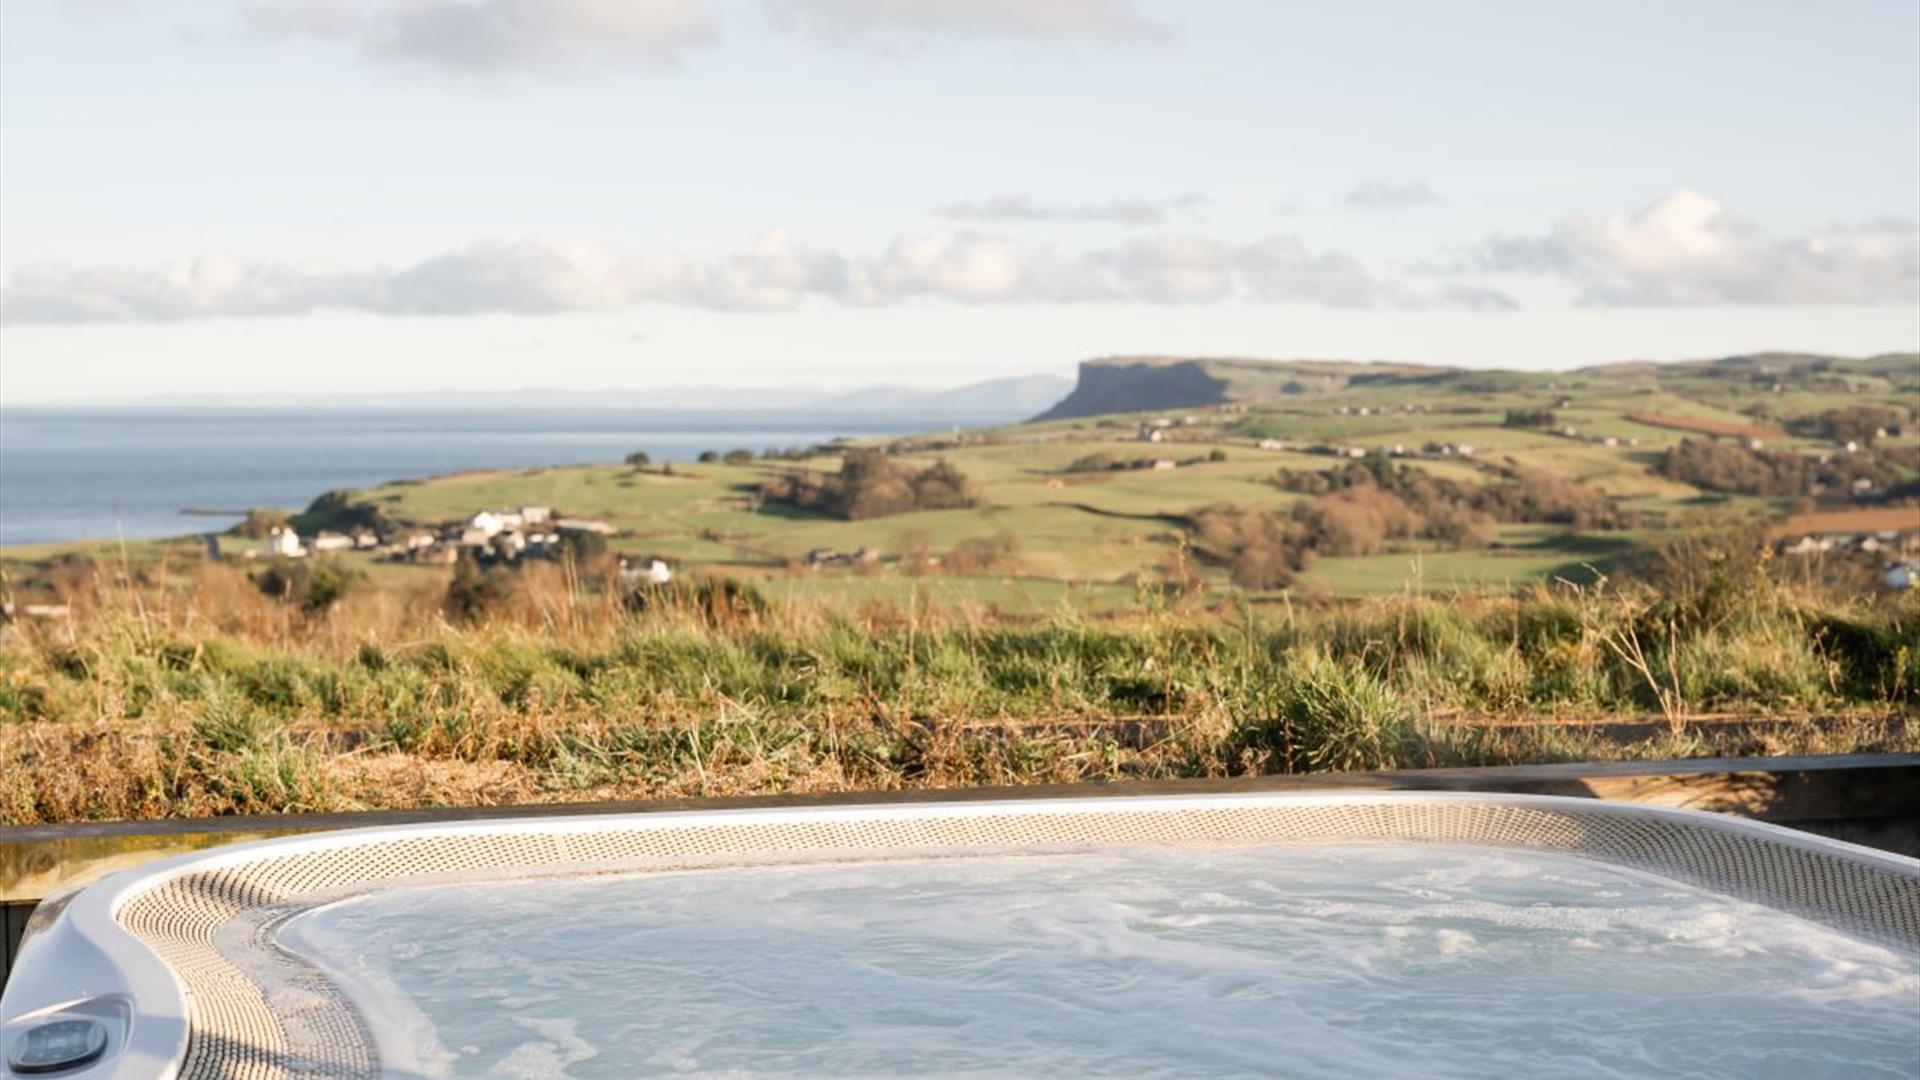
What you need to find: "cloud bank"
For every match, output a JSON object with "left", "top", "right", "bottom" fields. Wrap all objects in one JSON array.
[
  {"left": 229, "top": 0, "right": 1164, "bottom": 73},
  {"left": 14, "top": 194, "right": 1898, "bottom": 324},
  {"left": 767, "top": 0, "right": 1168, "bottom": 48},
  {"left": 1467, "top": 190, "right": 1919, "bottom": 306},
  {"left": 237, "top": 0, "right": 719, "bottom": 75},
  {"left": 934, "top": 193, "right": 1204, "bottom": 226},
  {"left": 0, "top": 229, "right": 1476, "bottom": 323}
]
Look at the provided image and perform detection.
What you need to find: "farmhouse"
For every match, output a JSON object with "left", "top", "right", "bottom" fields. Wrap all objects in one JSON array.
[{"left": 264, "top": 526, "right": 305, "bottom": 559}]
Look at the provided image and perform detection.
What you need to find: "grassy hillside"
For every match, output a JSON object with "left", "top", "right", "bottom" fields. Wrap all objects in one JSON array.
[
  {"left": 3, "top": 351, "right": 1916, "bottom": 824},
  {"left": 4, "top": 352, "right": 1915, "bottom": 606}
]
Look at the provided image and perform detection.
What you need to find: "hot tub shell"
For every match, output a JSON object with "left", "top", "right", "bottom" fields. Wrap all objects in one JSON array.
[{"left": 5, "top": 791, "right": 1919, "bottom": 1079}]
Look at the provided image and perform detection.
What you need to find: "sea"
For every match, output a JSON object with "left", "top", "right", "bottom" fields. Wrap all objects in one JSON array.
[{"left": 0, "top": 407, "right": 971, "bottom": 547}]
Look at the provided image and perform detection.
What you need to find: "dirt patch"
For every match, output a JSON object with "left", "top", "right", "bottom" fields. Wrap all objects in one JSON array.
[
  {"left": 1773, "top": 506, "right": 1920, "bottom": 537},
  {"left": 1628, "top": 412, "right": 1786, "bottom": 440}
]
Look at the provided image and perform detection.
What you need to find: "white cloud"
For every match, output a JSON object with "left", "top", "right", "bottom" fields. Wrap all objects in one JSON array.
[
  {"left": 386, "top": 239, "right": 652, "bottom": 312},
  {"left": 1230, "top": 237, "right": 1422, "bottom": 308},
  {"left": 0, "top": 229, "right": 1501, "bottom": 323},
  {"left": 1345, "top": 180, "right": 1441, "bottom": 209},
  {"left": 237, "top": 0, "right": 719, "bottom": 75},
  {"left": 1470, "top": 190, "right": 1920, "bottom": 306},
  {"left": 1097, "top": 236, "right": 1233, "bottom": 303},
  {"left": 872, "top": 230, "right": 1035, "bottom": 302},
  {"left": 1432, "top": 283, "right": 1520, "bottom": 312},
  {"left": 934, "top": 193, "right": 1204, "bottom": 226},
  {"left": 0, "top": 255, "right": 382, "bottom": 322},
  {"left": 767, "top": 0, "right": 1168, "bottom": 49}
]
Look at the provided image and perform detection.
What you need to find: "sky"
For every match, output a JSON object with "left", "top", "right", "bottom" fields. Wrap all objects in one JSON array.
[{"left": 1, "top": 0, "right": 1916, "bottom": 403}]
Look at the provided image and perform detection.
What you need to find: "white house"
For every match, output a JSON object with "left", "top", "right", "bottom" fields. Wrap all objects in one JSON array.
[
  {"left": 264, "top": 526, "right": 306, "bottom": 559},
  {"left": 520, "top": 505, "right": 553, "bottom": 526},
  {"left": 469, "top": 511, "right": 508, "bottom": 538},
  {"left": 311, "top": 532, "right": 354, "bottom": 553},
  {"left": 647, "top": 558, "right": 673, "bottom": 584}
]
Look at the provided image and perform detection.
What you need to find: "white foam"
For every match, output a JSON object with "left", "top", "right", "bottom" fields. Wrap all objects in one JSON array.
[{"left": 280, "top": 843, "right": 1920, "bottom": 1079}]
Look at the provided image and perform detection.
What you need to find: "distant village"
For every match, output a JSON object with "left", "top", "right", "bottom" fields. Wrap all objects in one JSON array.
[{"left": 240, "top": 505, "right": 675, "bottom": 586}]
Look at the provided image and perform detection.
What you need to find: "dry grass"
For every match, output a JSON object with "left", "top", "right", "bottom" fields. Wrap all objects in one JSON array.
[{"left": 2, "top": 552, "right": 1916, "bottom": 825}]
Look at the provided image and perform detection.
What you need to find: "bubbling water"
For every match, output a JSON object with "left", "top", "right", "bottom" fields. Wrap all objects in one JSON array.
[{"left": 279, "top": 843, "right": 1920, "bottom": 1079}]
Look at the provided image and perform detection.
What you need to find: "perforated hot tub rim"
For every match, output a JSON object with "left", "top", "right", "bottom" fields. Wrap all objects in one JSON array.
[{"left": 6, "top": 792, "right": 1919, "bottom": 1080}]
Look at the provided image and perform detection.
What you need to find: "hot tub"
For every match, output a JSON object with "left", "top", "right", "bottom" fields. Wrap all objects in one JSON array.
[{"left": 4, "top": 793, "right": 1917, "bottom": 1078}]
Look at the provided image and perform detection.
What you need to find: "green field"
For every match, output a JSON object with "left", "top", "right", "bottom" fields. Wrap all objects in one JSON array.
[
  {"left": 3, "top": 352, "right": 1916, "bottom": 825},
  {"left": 3, "top": 351, "right": 1914, "bottom": 604}
]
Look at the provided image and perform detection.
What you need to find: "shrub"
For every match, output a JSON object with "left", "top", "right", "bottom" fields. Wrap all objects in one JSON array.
[
  {"left": 1226, "top": 661, "right": 1416, "bottom": 773},
  {"left": 1273, "top": 459, "right": 1636, "bottom": 533},
  {"left": 443, "top": 554, "right": 518, "bottom": 623},
  {"left": 1657, "top": 437, "right": 1906, "bottom": 499},
  {"left": 1786, "top": 405, "right": 1908, "bottom": 443},
  {"left": 1300, "top": 487, "right": 1422, "bottom": 556},
  {"left": 1503, "top": 408, "right": 1557, "bottom": 429},
  {"left": 1808, "top": 612, "right": 1920, "bottom": 702},
  {"left": 1190, "top": 504, "right": 1313, "bottom": 589},
  {"left": 230, "top": 508, "right": 291, "bottom": 539},
  {"left": 760, "top": 450, "right": 980, "bottom": 520},
  {"left": 252, "top": 559, "right": 358, "bottom": 614}
]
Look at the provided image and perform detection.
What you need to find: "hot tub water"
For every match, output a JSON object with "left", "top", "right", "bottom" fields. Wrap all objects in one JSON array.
[{"left": 280, "top": 842, "right": 1920, "bottom": 1079}]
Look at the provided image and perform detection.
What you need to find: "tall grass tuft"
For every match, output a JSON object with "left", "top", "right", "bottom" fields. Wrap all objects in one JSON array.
[{"left": 1226, "top": 660, "right": 1415, "bottom": 773}]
